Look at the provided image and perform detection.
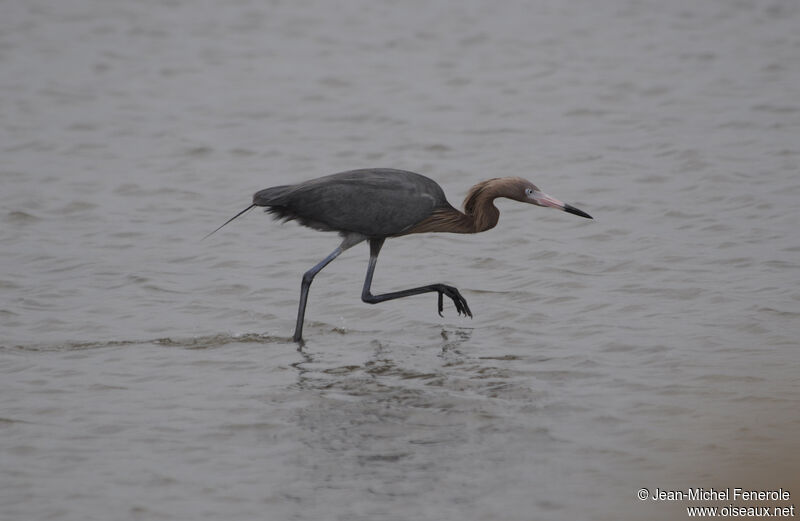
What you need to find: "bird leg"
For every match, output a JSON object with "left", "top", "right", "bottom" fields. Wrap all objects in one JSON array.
[
  {"left": 293, "top": 234, "right": 363, "bottom": 342},
  {"left": 360, "top": 238, "right": 473, "bottom": 319}
]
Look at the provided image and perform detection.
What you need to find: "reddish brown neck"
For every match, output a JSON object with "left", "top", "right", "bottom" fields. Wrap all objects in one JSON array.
[
  {"left": 461, "top": 178, "right": 503, "bottom": 232},
  {"left": 404, "top": 178, "right": 521, "bottom": 235}
]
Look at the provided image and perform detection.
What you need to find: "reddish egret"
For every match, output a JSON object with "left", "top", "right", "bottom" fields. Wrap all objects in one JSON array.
[{"left": 206, "top": 168, "right": 592, "bottom": 342}]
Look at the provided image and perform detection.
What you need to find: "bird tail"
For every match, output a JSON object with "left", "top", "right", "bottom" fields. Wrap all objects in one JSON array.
[
  {"left": 253, "top": 185, "right": 292, "bottom": 206},
  {"left": 201, "top": 204, "right": 256, "bottom": 240}
]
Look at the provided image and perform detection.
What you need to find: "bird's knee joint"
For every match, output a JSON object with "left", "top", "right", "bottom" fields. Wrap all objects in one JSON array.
[
  {"left": 301, "top": 271, "right": 315, "bottom": 286},
  {"left": 361, "top": 292, "right": 376, "bottom": 304}
]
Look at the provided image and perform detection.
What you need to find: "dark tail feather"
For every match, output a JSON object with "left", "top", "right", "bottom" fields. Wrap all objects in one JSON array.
[
  {"left": 253, "top": 185, "right": 292, "bottom": 206},
  {"left": 202, "top": 204, "right": 256, "bottom": 240}
]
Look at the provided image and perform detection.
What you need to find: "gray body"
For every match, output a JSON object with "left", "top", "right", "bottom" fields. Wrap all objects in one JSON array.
[
  {"left": 244, "top": 168, "right": 470, "bottom": 342},
  {"left": 253, "top": 168, "right": 451, "bottom": 238}
]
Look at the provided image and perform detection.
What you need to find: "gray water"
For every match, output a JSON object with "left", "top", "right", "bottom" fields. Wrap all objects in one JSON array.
[{"left": 2, "top": 1, "right": 799, "bottom": 520}]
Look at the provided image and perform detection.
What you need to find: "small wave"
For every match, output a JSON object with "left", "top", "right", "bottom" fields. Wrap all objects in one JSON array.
[
  {"left": 5, "top": 211, "right": 41, "bottom": 224},
  {"left": 4, "top": 332, "right": 286, "bottom": 352},
  {"left": 153, "top": 332, "right": 286, "bottom": 349}
]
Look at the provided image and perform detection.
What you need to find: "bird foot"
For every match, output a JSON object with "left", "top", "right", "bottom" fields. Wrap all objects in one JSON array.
[{"left": 436, "top": 285, "right": 472, "bottom": 319}]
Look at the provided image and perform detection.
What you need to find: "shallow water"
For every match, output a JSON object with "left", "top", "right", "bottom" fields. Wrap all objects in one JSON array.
[{"left": 2, "top": 0, "right": 799, "bottom": 520}]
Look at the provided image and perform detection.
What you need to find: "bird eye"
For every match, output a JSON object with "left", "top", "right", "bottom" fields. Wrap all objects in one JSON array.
[{"left": 525, "top": 188, "right": 533, "bottom": 195}]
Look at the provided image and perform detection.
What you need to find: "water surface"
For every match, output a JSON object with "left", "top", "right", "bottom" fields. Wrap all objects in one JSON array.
[{"left": 2, "top": 1, "right": 799, "bottom": 520}]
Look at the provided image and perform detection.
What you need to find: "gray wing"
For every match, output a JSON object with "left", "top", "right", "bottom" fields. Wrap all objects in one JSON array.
[{"left": 254, "top": 169, "right": 450, "bottom": 237}]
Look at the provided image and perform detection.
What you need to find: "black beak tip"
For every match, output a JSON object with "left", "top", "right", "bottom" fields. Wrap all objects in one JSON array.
[{"left": 564, "top": 204, "right": 593, "bottom": 220}]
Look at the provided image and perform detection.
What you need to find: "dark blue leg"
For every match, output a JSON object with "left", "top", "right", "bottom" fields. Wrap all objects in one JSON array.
[
  {"left": 360, "top": 239, "right": 472, "bottom": 318},
  {"left": 293, "top": 234, "right": 363, "bottom": 343}
]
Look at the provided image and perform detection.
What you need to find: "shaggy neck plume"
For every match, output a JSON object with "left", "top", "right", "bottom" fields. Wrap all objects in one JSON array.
[{"left": 404, "top": 177, "right": 525, "bottom": 235}]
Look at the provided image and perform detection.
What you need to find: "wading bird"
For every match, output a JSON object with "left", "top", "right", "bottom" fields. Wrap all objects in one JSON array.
[{"left": 206, "top": 168, "right": 592, "bottom": 342}]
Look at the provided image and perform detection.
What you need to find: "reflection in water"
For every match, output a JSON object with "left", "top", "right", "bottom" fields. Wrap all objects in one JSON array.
[{"left": 277, "top": 326, "right": 568, "bottom": 516}]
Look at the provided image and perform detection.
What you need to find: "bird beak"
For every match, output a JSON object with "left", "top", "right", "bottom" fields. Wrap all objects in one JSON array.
[{"left": 531, "top": 190, "right": 593, "bottom": 219}]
